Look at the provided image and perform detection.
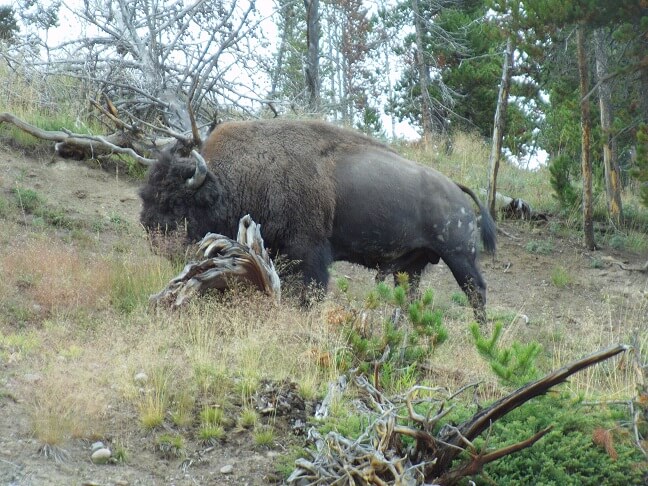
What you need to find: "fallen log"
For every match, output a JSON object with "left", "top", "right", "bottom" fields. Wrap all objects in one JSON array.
[
  {"left": 0, "top": 112, "right": 157, "bottom": 165},
  {"left": 149, "top": 215, "right": 281, "bottom": 307}
]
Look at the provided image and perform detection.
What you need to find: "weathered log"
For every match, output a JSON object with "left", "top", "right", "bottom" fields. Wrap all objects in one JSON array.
[
  {"left": 149, "top": 215, "right": 281, "bottom": 307},
  {"left": 478, "top": 188, "right": 548, "bottom": 221},
  {"left": 0, "top": 112, "right": 158, "bottom": 165}
]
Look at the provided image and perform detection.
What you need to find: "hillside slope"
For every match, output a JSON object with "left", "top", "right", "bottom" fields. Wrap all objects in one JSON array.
[{"left": 0, "top": 147, "right": 646, "bottom": 485}]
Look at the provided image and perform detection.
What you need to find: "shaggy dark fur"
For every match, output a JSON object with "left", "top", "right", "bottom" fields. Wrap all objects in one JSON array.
[{"left": 139, "top": 120, "right": 496, "bottom": 322}]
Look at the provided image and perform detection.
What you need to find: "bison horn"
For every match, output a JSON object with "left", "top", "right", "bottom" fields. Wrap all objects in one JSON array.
[{"left": 186, "top": 150, "right": 208, "bottom": 189}]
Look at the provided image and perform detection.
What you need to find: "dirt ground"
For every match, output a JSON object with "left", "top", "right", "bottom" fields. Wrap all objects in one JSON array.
[{"left": 0, "top": 148, "right": 646, "bottom": 485}]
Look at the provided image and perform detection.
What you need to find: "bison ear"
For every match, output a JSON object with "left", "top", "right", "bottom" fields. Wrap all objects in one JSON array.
[{"left": 186, "top": 150, "right": 208, "bottom": 189}]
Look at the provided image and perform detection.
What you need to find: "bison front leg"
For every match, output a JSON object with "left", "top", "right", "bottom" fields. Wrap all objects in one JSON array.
[
  {"left": 443, "top": 254, "right": 488, "bottom": 325},
  {"left": 294, "top": 240, "right": 334, "bottom": 305}
]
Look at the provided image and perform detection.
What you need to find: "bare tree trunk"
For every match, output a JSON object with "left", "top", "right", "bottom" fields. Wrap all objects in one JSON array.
[
  {"left": 304, "top": 0, "right": 320, "bottom": 112},
  {"left": 385, "top": 47, "right": 396, "bottom": 139},
  {"left": 577, "top": 25, "right": 596, "bottom": 250},
  {"left": 640, "top": 49, "right": 648, "bottom": 125},
  {"left": 594, "top": 28, "right": 623, "bottom": 225},
  {"left": 487, "top": 35, "right": 514, "bottom": 218},
  {"left": 411, "top": 0, "right": 434, "bottom": 142},
  {"left": 270, "top": 1, "right": 295, "bottom": 98}
]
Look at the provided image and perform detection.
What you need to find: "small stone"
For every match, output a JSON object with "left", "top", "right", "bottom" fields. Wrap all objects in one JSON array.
[
  {"left": 91, "top": 447, "right": 112, "bottom": 464},
  {"left": 133, "top": 372, "right": 148, "bottom": 384},
  {"left": 220, "top": 464, "right": 234, "bottom": 474},
  {"left": 91, "top": 441, "right": 105, "bottom": 453}
]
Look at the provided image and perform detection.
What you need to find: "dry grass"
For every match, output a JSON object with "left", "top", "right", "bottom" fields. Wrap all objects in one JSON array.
[
  {"left": 1, "top": 238, "right": 113, "bottom": 314},
  {"left": 1, "top": 223, "right": 642, "bottom": 462},
  {"left": 0, "top": 59, "right": 97, "bottom": 146}
]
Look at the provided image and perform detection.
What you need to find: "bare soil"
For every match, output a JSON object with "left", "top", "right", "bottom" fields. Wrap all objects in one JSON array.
[{"left": 0, "top": 148, "right": 646, "bottom": 485}]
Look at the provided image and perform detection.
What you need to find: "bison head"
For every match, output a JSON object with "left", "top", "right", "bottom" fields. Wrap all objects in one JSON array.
[{"left": 139, "top": 150, "right": 219, "bottom": 258}]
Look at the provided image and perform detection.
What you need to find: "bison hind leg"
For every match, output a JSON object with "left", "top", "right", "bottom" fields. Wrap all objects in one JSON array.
[
  {"left": 443, "top": 253, "right": 487, "bottom": 325},
  {"left": 375, "top": 251, "right": 440, "bottom": 298}
]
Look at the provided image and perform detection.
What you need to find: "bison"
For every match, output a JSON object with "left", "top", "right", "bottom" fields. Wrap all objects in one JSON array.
[{"left": 139, "top": 120, "right": 496, "bottom": 322}]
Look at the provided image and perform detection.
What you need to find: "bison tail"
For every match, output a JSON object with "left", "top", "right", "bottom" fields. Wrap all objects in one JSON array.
[
  {"left": 478, "top": 203, "right": 497, "bottom": 254},
  {"left": 457, "top": 183, "right": 497, "bottom": 254}
]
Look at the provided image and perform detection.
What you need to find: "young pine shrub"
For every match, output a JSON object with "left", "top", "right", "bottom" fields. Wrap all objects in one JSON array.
[
  {"left": 335, "top": 278, "right": 449, "bottom": 393},
  {"left": 470, "top": 321, "right": 542, "bottom": 388},
  {"left": 473, "top": 397, "right": 646, "bottom": 485},
  {"left": 549, "top": 153, "right": 580, "bottom": 211}
]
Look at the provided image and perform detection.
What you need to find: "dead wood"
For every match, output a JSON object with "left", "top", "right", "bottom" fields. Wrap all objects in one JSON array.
[
  {"left": 149, "top": 215, "right": 281, "bottom": 307},
  {"left": 0, "top": 112, "right": 157, "bottom": 165},
  {"left": 616, "top": 260, "right": 648, "bottom": 273},
  {"left": 289, "top": 344, "right": 629, "bottom": 486},
  {"left": 601, "top": 255, "right": 648, "bottom": 273},
  {"left": 500, "top": 197, "right": 549, "bottom": 222}
]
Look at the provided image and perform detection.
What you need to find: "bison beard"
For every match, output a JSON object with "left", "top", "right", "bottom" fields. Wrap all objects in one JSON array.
[{"left": 139, "top": 120, "right": 496, "bottom": 323}]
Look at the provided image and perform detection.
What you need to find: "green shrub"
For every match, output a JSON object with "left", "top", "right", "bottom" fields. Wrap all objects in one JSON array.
[
  {"left": 471, "top": 322, "right": 542, "bottom": 387},
  {"left": 451, "top": 292, "right": 469, "bottom": 306},
  {"left": 12, "top": 187, "right": 44, "bottom": 213},
  {"left": 550, "top": 266, "right": 572, "bottom": 288},
  {"left": 473, "top": 398, "right": 646, "bottom": 485},
  {"left": 549, "top": 153, "right": 580, "bottom": 210},
  {"left": 525, "top": 239, "right": 554, "bottom": 255}
]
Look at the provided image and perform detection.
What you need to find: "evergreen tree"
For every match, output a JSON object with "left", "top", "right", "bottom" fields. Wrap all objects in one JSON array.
[{"left": 0, "top": 6, "right": 19, "bottom": 43}]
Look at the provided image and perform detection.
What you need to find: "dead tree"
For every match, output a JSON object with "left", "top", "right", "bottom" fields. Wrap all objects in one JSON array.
[
  {"left": 149, "top": 215, "right": 281, "bottom": 308},
  {"left": 0, "top": 111, "right": 158, "bottom": 164},
  {"left": 487, "top": 35, "right": 514, "bottom": 218},
  {"left": 0, "top": 102, "right": 205, "bottom": 163}
]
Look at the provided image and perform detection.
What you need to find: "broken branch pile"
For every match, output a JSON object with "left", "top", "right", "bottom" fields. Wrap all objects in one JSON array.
[{"left": 288, "top": 345, "right": 629, "bottom": 486}]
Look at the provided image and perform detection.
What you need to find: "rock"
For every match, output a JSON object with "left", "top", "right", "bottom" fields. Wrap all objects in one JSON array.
[
  {"left": 220, "top": 464, "right": 234, "bottom": 474},
  {"left": 91, "top": 441, "right": 105, "bottom": 453},
  {"left": 91, "top": 447, "right": 112, "bottom": 464}
]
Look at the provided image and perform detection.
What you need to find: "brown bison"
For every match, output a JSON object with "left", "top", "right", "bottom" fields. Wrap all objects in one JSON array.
[{"left": 139, "top": 120, "right": 496, "bottom": 322}]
